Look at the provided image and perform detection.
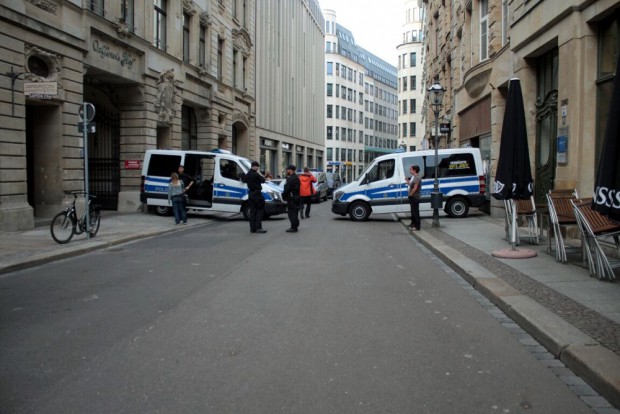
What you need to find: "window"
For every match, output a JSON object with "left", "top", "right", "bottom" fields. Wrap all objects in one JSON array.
[
  {"left": 327, "top": 83, "right": 333, "bottom": 96},
  {"left": 327, "top": 126, "right": 333, "bottom": 139},
  {"left": 335, "top": 127, "right": 340, "bottom": 140},
  {"left": 327, "top": 105, "right": 333, "bottom": 118},
  {"left": 411, "top": 75, "right": 416, "bottom": 90},
  {"left": 199, "top": 25, "right": 206, "bottom": 66},
  {"left": 89, "top": 0, "right": 104, "bottom": 16},
  {"left": 409, "top": 122, "right": 416, "bottom": 137},
  {"left": 335, "top": 105, "right": 340, "bottom": 119},
  {"left": 403, "top": 76, "right": 408, "bottom": 91},
  {"left": 402, "top": 123, "right": 407, "bottom": 138},
  {"left": 410, "top": 52, "right": 416, "bottom": 67},
  {"left": 341, "top": 148, "right": 346, "bottom": 161},
  {"left": 480, "top": 0, "right": 489, "bottom": 60},
  {"left": 410, "top": 99, "right": 416, "bottom": 113},
  {"left": 182, "top": 106, "right": 197, "bottom": 149},
  {"left": 233, "top": 49, "right": 238, "bottom": 86},
  {"left": 402, "top": 100, "right": 408, "bottom": 114},
  {"left": 217, "top": 37, "right": 224, "bottom": 80},
  {"left": 183, "top": 13, "right": 190, "bottom": 63},
  {"left": 121, "top": 0, "right": 134, "bottom": 30},
  {"left": 220, "top": 159, "right": 243, "bottom": 180},
  {"left": 147, "top": 154, "right": 182, "bottom": 176},
  {"left": 502, "top": 0, "right": 509, "bottom": 46},
  {"left": 242, "top": 57, "right": 247, "bottom": 89},
  {"left": 154, "top": 0, "right": 167, "bottom": 50},
  {"left": 327, "top": 147, "right": 333, "bottom": 161},
  {"left": 327, "top": 62, "right": 333, "bottom": 75},
  {"left": 366, "top": 159, "right": 395, "bottom": 183}
]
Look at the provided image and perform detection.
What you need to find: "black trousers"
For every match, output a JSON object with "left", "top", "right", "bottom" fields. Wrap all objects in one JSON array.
[
  {"left": 249, "top": 190, "right": 265, "bottom": 232},
  {"left": 301, "top": 196, "right": 312, "bottom": 217},
  {"left": 287, "top": 197, "right": 300, "bottom": 229},
  {"left": 408, "top": 195, "right": 421, "bottom": 230}
]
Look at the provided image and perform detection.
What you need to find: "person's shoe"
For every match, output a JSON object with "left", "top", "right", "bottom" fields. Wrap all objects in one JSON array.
[
  {"left": 300, "top": 214, "right": 304, "bottom": 219},
  {"left": 183, "top": 221, "right": 187, "bottom": 225},
  {"left": 306, "top": 215, "right": 310, "bottom": 218},
  {"left": 256, "top": 229, "right": 267, "bottom": 233},
  {"left": 250, "top": 230, "right": 257, "bottom": 233},
  {"left": 286, "top": 228, "right": 298, "bottom": 233}
]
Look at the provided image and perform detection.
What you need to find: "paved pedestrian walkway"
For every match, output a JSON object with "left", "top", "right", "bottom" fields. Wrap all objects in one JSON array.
[{"left": 400, "top": 211, "right": 620, "bottom": 409}]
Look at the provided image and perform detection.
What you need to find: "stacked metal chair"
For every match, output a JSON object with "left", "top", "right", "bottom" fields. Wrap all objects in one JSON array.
[
  {"left": 545, "top": 189, "right": 580, "bottom": 263},
  {"left": 504, "top": 196, "right": 539, "bottom": 246}
]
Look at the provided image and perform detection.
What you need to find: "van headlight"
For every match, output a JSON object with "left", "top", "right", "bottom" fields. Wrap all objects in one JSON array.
[
  {"left": 334, "top": 191, "right": 344, "bottom": 201},
  {"left": 268, "top": 191, "right": 282, "bottom": 202}
]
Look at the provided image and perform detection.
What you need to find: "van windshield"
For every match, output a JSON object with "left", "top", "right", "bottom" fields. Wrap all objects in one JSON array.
[{"left": 238, "top": 157, "right": 251, "bottom": 171}]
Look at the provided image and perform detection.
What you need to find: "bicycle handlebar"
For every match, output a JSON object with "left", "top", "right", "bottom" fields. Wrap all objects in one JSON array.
[{"left": 64, "top": 191, "right": 97, "bottom": 199}]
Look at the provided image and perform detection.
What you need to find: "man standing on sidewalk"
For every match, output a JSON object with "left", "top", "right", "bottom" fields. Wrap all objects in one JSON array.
[
  {"left": 405, "top": 165, "right": 421, "bottom": 231},
  {"left": 242, "top": 161, "right": 267, "bottom": 234},
  {"left": 283, "top": 165, "right": 301, "bottom": 233}
]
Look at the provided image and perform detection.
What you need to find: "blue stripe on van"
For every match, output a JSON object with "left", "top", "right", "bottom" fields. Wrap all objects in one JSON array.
[{"left": 340, "top": 176, "right": 480, "bottom": 202}]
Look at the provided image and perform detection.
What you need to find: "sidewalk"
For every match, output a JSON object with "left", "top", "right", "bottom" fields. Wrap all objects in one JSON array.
[
  {"left": 402, "top": 211, "right": 620, "bottom": 409},
  {"left": 0, "top": 210, "right": 213, "bottom": 275}
]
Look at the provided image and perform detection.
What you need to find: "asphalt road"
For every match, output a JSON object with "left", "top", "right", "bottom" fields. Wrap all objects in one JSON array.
[{"left": 0, "top": 203, "right": 594, "bottom": 413}]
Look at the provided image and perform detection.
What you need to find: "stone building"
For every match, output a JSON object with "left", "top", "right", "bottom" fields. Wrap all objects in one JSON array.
[
  {"left": 324, "top": 9, "right": 399, "bottom": 183},
  {"left": 255, "top": 0, "right": 326, "bottom": 177},
  {"left": 422, "top": 0, "right": 620, "bottom": 215},
  {"left": 397, "top": 0, "right": 427, "bottom": 152},
  {"left": 0, "top": 0, "right": 256, "bottom": 231}
]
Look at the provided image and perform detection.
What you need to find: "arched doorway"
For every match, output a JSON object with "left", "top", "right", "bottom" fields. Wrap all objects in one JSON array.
[{"left": 232, "top": 118, "right": 250, "bottom": 157}]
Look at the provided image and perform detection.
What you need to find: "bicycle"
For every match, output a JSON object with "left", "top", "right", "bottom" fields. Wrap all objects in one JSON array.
[{"left": 50, "top": 191, "right": 101, "bottom": 244}]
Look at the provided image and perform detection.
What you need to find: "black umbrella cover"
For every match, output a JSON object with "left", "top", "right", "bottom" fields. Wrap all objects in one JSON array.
[
  {"left": 593, "top": 49, "right": 620, "bottom": 220},
  {"left": 492, "top": 79, "right": 534, "bottom": 200}
]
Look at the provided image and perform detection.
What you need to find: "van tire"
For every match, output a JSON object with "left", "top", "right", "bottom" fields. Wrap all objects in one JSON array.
[
  {"left": 445, "top": 197, "right": 469, "bottom": 218},
  {"left": 242, "top": 203, "right": 251, "bottom": 220},
  {"left": 349, "top": 201, "right": 371, "bottom": 221},
  {"left": 155, "top": 206, "right": 171, "bottom": 216}
]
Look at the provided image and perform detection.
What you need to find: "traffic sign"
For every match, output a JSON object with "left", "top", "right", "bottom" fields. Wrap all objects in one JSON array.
[{"left": 78, "top": 102, "right": 96, "bottom": 122}]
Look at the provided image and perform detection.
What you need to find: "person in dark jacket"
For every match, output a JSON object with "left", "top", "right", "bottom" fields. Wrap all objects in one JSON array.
[
  {"left": 243, "top": 161, "right": 267, "bottom": 233},
  {"left": 283, "top": 164, "right": 301, "bottom": 233}
]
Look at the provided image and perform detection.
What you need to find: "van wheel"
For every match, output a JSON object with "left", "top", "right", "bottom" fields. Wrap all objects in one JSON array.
[
  {"left": 155, "top": 206, "right": 171, "bottom": 216},
  {"left": 242, "top": 203, "right": 251, "bottom": 220},
  {"left": 445, "top": 197, "right": 469, "bottom": 218},
  {"left": 349, "top": 201, "right": 371, "bottom": 221}
]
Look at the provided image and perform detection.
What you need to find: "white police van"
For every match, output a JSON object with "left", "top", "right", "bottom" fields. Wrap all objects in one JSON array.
[
  {"left": 331, "top": 148, "right": 486, "bottom": 221},
  {"left": 140, "top": 149, "right": 286, "bottom": 218}
]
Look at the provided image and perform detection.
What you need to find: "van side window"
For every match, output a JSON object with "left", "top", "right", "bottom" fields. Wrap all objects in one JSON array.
[
  {"left": 147, "top": 155, "right": 182, "bottom": 177},
  {"left": 220, "top": 159, "right": 242, "bottom": 180},
  {"left": 367, "top": 159, "right": 395, "bottom": 183},
  {"left": 426, "top": 153, "right": 476, "bottom": 178},
  {"left": 402, "top": 156, "right": 424, "bottom": 178}
]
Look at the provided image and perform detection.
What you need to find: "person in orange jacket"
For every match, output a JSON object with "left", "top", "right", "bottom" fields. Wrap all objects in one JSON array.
[{"left": 298, "top": 167, "right": 317, "bottom": 219}]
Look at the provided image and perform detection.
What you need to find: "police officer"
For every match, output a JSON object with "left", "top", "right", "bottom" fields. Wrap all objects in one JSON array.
[
  {"left": 283, "top": 164, "right": 301, "bottom": 233},
  {"left": 243, "top": 161, "right": 267, "bottom": 233}
]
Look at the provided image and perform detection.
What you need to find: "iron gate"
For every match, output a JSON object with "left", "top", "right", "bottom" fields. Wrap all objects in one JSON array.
[{"left": 88, "top": 105, "right": 120, "bottom": 210}]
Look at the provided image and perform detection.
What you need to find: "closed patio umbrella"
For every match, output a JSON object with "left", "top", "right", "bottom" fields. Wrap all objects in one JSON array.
[
  {"left": 593, "top": 50, "right": 620, "bottom": 221},
  {"left": 492, "top": 78, "right": 535, "bottom": 254}
]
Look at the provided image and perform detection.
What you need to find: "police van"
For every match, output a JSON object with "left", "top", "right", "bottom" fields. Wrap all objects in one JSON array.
[
  {"left": 331, "top": 148, "right": 486, "bottom": 221},
  {"left": 140, "top": 149, "right": 286, "bottom": 218}
]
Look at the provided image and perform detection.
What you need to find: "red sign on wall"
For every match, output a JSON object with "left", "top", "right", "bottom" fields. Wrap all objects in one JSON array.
[{"left": 124, "top": 160, "right": 141, "bottom": 170}]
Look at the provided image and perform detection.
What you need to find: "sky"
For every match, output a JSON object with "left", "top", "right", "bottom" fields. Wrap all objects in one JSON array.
[{"left": 318, "top": 0, "right": 404, "bottom": 66}]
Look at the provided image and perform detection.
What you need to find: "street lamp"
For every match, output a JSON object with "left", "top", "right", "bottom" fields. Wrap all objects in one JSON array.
[{"left": 428, "top": 82, "right": 445, "bottom": 228}]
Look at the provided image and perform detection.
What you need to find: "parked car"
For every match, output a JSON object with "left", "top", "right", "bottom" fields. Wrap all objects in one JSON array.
[
  {"left": 304, "top": 171, "right": 328, "bottom": 202},
  {"left": 325, "top": 172, "right": 341, "bottom": 198}
]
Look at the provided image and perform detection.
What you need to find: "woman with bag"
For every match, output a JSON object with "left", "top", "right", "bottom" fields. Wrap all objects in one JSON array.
[
  {"left": 298, "top": 167, "right": 317, "bottom": 219},
  {"left": 168, "top": 173, "right": 188, "bottom": 225}
]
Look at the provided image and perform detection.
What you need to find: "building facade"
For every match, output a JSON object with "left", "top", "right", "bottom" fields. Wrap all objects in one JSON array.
[
  {"left": 255, "top": 0, "right": 325, "bottom": 177},
  {"left": 397, "top": 0, "right": 427, "bottom": 152},
  {"left": 0, "top": 0, "right": 256, "bottom": 231},
  {"left": 324, "top": 9, "right": 399, "bottom": 183},
  {"left": 422, "top": 0, "right": 620, "bottom": 215}
]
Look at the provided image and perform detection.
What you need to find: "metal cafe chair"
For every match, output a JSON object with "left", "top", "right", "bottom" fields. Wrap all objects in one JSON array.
[
  {"left": 504, "top": 196, "right": 539, "bottom": 245},
  {"left": 545, "top": 189, "right": 580, "bottom": 263},
  {"left": 571, "top": 199, "right": 620, "bottom": 281}
]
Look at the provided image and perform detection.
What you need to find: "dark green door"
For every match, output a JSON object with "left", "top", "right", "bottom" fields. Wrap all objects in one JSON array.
[{"left": 534, "top": 49, "right": 559, "bottom": 204}]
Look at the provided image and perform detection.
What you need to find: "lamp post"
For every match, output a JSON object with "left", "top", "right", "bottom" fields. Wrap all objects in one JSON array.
[{"left": 428, "top": 82, "right": 445, "bottom": 228}]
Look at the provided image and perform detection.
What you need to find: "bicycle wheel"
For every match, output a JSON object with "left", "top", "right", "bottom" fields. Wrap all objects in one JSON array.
[
  {"left": 88, "top": 209, "right": 101, "bottom": 237},
  {"left": 50, "top": 211, "right": 75, "bottom": 244}
]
